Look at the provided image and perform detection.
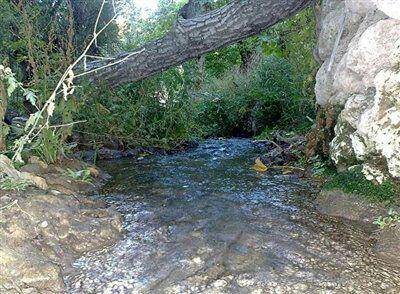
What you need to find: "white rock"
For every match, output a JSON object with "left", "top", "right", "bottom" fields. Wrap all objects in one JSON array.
[
  {"left": 317, "top": 0, "right": 400, "bottom": 181},
  {"left": 346, "top": 0, "right": 376, "bottom": 16},
  {"left": 373, "top": 0, "right": 400, "bottom": 20},
  {"left": 362, "top": 164, "right": 387, "bottom": 183},
  {"left": 340, "top": 94, "right": 373, "bottom": 129},
  {"left": 40, "top": 221, "right": 49, "bottom": 228}
]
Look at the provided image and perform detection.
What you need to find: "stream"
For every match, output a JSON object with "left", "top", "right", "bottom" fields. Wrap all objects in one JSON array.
[{"left": 66, "top": 139, "right": 400, "bottom": 293}]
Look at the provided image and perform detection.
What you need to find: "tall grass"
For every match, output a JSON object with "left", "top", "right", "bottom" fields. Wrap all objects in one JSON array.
[
  {"left": 76, "top": 67, "right": 201, "bottom": 150},
  {"left": 196, "top": 55, "right": 315, "bottom": 138}
]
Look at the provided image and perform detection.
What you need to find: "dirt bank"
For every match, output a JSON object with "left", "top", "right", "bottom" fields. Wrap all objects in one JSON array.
[{"left": 0, "top": 159, "right": 122, "bottom": 293}]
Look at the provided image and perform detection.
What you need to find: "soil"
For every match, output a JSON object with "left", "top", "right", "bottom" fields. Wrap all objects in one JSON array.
[{"left": 0, "top": 158, "right": 123, "bottom": 293}]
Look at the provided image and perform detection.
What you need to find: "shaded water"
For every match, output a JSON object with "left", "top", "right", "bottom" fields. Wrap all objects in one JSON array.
[{"left": 66, "top": 139, "right": 400, "bottom": 293}]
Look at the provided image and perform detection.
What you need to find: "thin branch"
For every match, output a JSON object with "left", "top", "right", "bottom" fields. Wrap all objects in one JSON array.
[
  {"left": 85, "top": 55, "right": 116, "bottom": 60},
  {"left": 94, "top": 0, "right": 106, "bottom": 48},
  {"left": 48, "top": 120, "right": 86, "bottom": 129},
  {"left": 0, "top": 199, "right": 18, "bottom": 211},
  {"left": 75, "top": 49, "right": 145, "bottom": 78}
]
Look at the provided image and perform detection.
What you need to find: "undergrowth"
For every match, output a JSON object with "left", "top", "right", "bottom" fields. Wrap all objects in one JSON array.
[
  {"left": 196, "top": 55, "right": 314, "bottom": 138},
  {"left": 0, "top": 178, "right": 31, "bottom": 191},
  {"left": 374, "top": 209, "right": 400, "bottom": 229},
  {"left": 323, "top": 169, "right": 399, "bottom": 203},
  {"left": 66, "top": 168, "right": 92, "bottom": 183}
]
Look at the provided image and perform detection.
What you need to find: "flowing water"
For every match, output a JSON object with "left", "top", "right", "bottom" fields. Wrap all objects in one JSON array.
[{"left": 66, "top": 139, "right": 400, "bottom": 293}]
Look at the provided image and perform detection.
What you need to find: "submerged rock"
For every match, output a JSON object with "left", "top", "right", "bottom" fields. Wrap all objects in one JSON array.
[
  {"left": 316, "top": 189, "right": 386, "bottom": 226},
  {"left": 375, "top": 223, "right": 400, "bottom": 266},
  {"left": 317, "top": 188, "right": 400, "bottom": 267}
]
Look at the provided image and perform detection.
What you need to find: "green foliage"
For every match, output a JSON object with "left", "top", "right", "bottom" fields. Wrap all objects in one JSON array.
[
  {"left": 0, "top": 177, "right": 31, "bottom": 191},
  {"left": 32, "top": 128, "right": 67, "bottom": 164},
  {"left": 374, "top": 209, "right": 400, "bottom": 229},
  {"left": 1, "top": 0, "right": 319, "bottom": 157},
  {"left": 66, "top": 168, "right": 92, "bottom": 183},
  {"left": 262, "top": 8, "right": 318, "bottom": 98},
  {"left": 0, "top": 0, "right": 121, "bottom": 162},
  {"left": 193, "top": 7, "right": 317, "bottom": 138},
  {"left": 76, "top": 67, "right": 200, "bottom": 149},
  {"left": 324, "top": 169, "right": 399, "bottom": 203},
  {"left": 196, "top": 55, "right": 313, "bottom": 137},
  {"left": 123, "top": 0, "right": 181, "bottom": 50}
]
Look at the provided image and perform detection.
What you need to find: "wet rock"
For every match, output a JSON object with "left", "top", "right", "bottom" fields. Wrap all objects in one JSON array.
[
  {"left": 0, "top": 158, "right": 122, "bottom": 293},
  {"left": 75, "top": 148, "right": 139, "bottom": 161},
  {"left": 258, "top": 133, "right": 305, "bottom": 166},
  {"left": 316, "top": 189, "right": 386, "bottom": 226},
  {"left": 374, "top": 223, "right": 400, "bottom": 266}
]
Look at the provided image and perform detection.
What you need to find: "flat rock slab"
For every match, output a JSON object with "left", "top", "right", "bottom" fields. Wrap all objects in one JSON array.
[
  {"left": 317, "top": 189, "right": 400, "bottom": 267},
  {"left": 316, "top": 189, "right": 386, "bottom": 226}
]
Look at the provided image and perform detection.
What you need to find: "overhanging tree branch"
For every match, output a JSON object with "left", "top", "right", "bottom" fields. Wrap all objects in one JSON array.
[{"left": 85, "top": 0, "right": 312, "bottom": 86}]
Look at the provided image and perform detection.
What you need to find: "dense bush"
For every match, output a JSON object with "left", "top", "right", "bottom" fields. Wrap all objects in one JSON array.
[
  {"left": 75, "top": 67, "right": 200, "bottom": 149},
  {"left": 196, "top": 55, "right": 314, "bottom": 138},
  {"left": 0, "top": 0, "right": 318, "bottom": 162}
]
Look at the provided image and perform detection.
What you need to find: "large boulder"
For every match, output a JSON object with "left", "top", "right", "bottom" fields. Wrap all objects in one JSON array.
[
  {"left": 334, "top": 19, "right": 400, "bottom": 95},
  {"left": 373, "top": 0, "right": 400, "bottom": 20},
  {"left": 316, "top": 0, "right": 400, "bottom": 182}
]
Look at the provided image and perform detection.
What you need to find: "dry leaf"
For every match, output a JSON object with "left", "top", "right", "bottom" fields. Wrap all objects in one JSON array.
[
  {"left": 253, "top": 157, "right": 268, "bottom": 172},
  {"left": 47, "top": 101, "right": 55, "bottom": 117}
]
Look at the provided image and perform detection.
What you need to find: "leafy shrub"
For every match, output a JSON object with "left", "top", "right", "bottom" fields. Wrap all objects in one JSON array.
[
  {"left": 32, "top": 128, "right": 67, "bottom": 164},
  {"left": 374, "top": 209, "right": 400, "bottom": 229},
  {"left": 66, "top": 168, "right": 92, "bottom": 183},
  {"left": 76, "top": 67, "right": 201, "bottom": 149},
  {"left": 196, "top": 55, "right": 314, "bottom": 137}
]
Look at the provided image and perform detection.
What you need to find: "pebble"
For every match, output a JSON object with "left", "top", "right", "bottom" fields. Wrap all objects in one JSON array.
[
  {"left": 40, "top": 220, "right": 49, "bottom": 228},
  {"left": 212, "top": 280, "right": 227, "bottom": 288}
]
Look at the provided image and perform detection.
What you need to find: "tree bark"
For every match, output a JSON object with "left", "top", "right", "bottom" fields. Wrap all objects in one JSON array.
[
  {"left": 87, "top": 0, "right": 312, "bottom": 86},
  {"left": 0, "top": 80, "right": 8, "bottom": 152}
]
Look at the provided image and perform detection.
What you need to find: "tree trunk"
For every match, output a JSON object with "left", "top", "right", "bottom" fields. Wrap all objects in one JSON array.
[
  {"left": 0, "top": 80, "right": 8, "bottom": 152},
  {"left": 86, "top": 0, "right": 312, "bottom": 86}
]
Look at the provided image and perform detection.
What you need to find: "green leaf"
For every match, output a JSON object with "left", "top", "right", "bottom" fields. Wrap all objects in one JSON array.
[
  {"left": 6, "top": 76, "right": 18, "bottom": 96},
  {"left": 24, "top": 90, "right": 37, "bottom": 106},
  {"left": 25, "top": 112, "right": 41, "bottom": 131}
]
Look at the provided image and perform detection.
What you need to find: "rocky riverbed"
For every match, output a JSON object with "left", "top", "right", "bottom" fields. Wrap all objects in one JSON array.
[
  {"left": 0, "top": 159, "right": 123, "bottom": 293},
  {"left": 65, "top": 139, "right": 400, "bottom": 293}
]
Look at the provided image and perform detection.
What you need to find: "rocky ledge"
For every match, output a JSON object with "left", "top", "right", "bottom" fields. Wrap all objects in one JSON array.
[
  {"left": 0, "top": 158, "right": 122, "bottom": 293},
  {"left": 316, "top": 189, "right": 400, "bottom": 267}
]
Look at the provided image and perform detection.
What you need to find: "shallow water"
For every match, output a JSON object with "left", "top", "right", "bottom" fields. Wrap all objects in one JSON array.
[{"left": 66, "top": 139, "right": 400, "bottom": 293}]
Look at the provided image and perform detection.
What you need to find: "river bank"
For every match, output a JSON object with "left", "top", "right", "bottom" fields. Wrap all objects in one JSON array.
[{"left": 0, "top": 158, "right": 123, "bottom": 293}]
